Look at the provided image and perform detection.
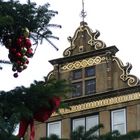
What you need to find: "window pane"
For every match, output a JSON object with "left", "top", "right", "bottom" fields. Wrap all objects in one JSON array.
[
  {"left": 111, "top": 109, "right": 126, "bottom": 134},
  {"left": 73, "top": 118, "right": 85, "bottom": 131},
  {"left": 113, "top": 124, "right": 126, "bottom": 134},
  {"left": 72, "top": 82, "right": 82, "bottom": 97},
  {"left": 47, "top": 121, "right": 61, "bottom": 138},
  {"left": 85, "top": 66, "right": 95, "bottom": 77},
  {"left": 72, "top": 69, "right": 82, "bottom": 80},
  {"left": 113, "top": 110, "right": 125, "bottom": 124},
  {"left": 72, "top": 115, "right": 99, "bottom": 135},
  {"left": 86, "top": 115, "right": 98, "bottom": 131},
  {"left": 85, "top": 79, "right": 96, "bottom": 95}
]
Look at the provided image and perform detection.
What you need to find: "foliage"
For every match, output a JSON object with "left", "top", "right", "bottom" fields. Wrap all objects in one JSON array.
[
  {"left": 0, "top": 1, "right": 65, "bottom": 139},
  {"left": 73, "top": 125, "right": 140, "bottom": 140},
  {"left": 44, "top": 124, "right": 140, "bottom": 140},
  {"left": 0, "top": 60, "right": 11, "bottom": 70},
  {"left": 0, "top": 0, "right": 61, "bottom": 74},
  {"left": 0, "top": 78, "right": 70, "bottom": 140},
  {"left": 99, "top": 130, "right": 140, "bottom": 140},
  {"left": 0, "top": 0, "right": 61, "bottom": 47},
  {"left": 41, "top": 134, "right": 67, "bottom": 140},
  {"left": 71, "top": 124, "right": 103, "bottom": 140}
]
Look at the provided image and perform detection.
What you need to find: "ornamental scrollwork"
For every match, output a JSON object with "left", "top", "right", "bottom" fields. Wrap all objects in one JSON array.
[
  {"left": 61, "top": 56, "right": 106, "bottom": 72},
  {"left": 63, "top": 23, "right": 106, "bottom": 57},
  {"left": 113, "top": 57, "right": 139, "bottom": 87},
  {"left": 63, "top": 47, "right": 72, "bottom": 57},
  {"left": 46, "top": 70, "right": 55, "bottom": 81},
  {"left": 93, "top": 30, "right": 106, "bottom": 50}
]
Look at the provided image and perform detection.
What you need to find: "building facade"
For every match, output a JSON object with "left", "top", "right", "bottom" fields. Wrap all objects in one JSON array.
[{"left": 34, "top": 21, "right": 140, "bottom": 140}]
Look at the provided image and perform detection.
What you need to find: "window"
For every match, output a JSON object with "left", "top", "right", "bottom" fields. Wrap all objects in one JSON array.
[
  {"left": 71, "top": 66, "right": 96, "bottom": 97},
  {"left": 47, "top": 121, "right": 61, "bottom": 138},
  {"left": 85, "top": 79, "right": 96, "bottom": 95},
  {"left": 72, "top": 82, "right": 82, "bottom": 97},
  {"left": 85, "top": 66, "right": 95, "bottom": 77},
  {"left": 72, "top": 69, "right": 82, "bottom": 80},
  {"left": 73, "top": 118, "right": 85, "bottom": 130},
  {"left": 111, "top": 109, "right": 126, "bottom": 134},
  {"left": 72, "top": 115, "right": 99, "bottom": 135},
  {"left": 86, "top": 115, "right": 98, "bottom": 131}
]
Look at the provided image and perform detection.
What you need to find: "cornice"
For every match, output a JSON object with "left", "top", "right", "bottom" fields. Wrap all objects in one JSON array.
[
  {"left": 52, "top": 90, "right": 140, "bottom": 117},
  {"left": 63, "top": 85, "right": 140, "bottom": 105},
  {"left": 49, "top": 46, "right": 118, "bottom": 65}
]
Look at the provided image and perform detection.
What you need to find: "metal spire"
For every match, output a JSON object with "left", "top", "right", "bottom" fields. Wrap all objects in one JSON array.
[
  {"left": 80, "top": 0, "right": 87, "bottom": 22},
  {"left": 28, "top": 0, "right": 31, "bottom": 5}
]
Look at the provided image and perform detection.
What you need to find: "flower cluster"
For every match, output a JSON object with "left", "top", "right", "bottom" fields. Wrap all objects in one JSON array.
[{"left": 3, "top": 28, "right": 33, "bottom": 77}]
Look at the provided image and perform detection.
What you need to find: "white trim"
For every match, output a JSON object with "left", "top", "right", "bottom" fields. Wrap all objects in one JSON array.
[
  {"left": 47, "top": 121, "right": 61, "bottom": 138},
  {"left": 72, "top": 115, "right": 99, "bottom": 132},
  {"left": 72, "top": 117, "right": 85, "bottom": 130},
  {"left": 111, "top": 108, "right": 126, "bottom": 134}
]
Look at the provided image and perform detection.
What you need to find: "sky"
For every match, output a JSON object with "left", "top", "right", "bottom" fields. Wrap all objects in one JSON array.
[{"left": 0, "top": 0, "right": 140, "bottom": 91}]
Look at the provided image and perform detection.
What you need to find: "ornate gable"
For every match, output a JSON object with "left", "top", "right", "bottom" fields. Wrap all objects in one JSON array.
[
  {"left": 63, "top": 21, "right": 106, "bottom": 57},
  {"left": 49, "top": 21, "right": 139, "bottom": 90}
]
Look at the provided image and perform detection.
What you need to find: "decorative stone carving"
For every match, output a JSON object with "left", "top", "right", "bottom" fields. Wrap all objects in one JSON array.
[
  {"left": 46, "top": 70, "right": 55, "bottom": 81},
  {"left": 60, "top": 56, "right": 106, "bottom": 72},
  {"left": 113, "top": 56, "right": 139, "bottom": 87},
  {"left": 52, "top": 92, "right": 140, "bottom": 116},
  {"left": 63, "top": 22, "right": 106, "bottom": 57}
]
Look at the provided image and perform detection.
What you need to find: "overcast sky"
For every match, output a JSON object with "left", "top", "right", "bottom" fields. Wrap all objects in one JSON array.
[{"left": 0, "top": 0, "right": 140, "bottom": 91}]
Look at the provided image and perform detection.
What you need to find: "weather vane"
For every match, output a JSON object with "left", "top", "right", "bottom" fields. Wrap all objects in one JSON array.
[{"left": 80, "top": 0, "right": 87, "bottom": 22}]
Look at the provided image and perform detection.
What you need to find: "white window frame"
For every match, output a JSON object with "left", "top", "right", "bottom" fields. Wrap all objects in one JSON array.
[
  {"left": 47, "top": 121, "right": 61, "bottom": 138},
  {"left": 111, "top": 108, "right": 126, "bottom": 134},
  {"left": 72, "top": 117, "right": 85, "bottom": 131},
  {"left": 72, "top": 115, "right": 99, "bottom": 133},
  {"left": 86, "top": 115, "right": 99, "bottom": 131}
]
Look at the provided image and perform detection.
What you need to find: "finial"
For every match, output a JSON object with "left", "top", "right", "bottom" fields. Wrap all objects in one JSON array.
[
  {"left": 28, "top": 0, "right": 31, "bottom": 5},
  {"left": 80, "top": 0, "right": 87, "bottom": 22}
]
